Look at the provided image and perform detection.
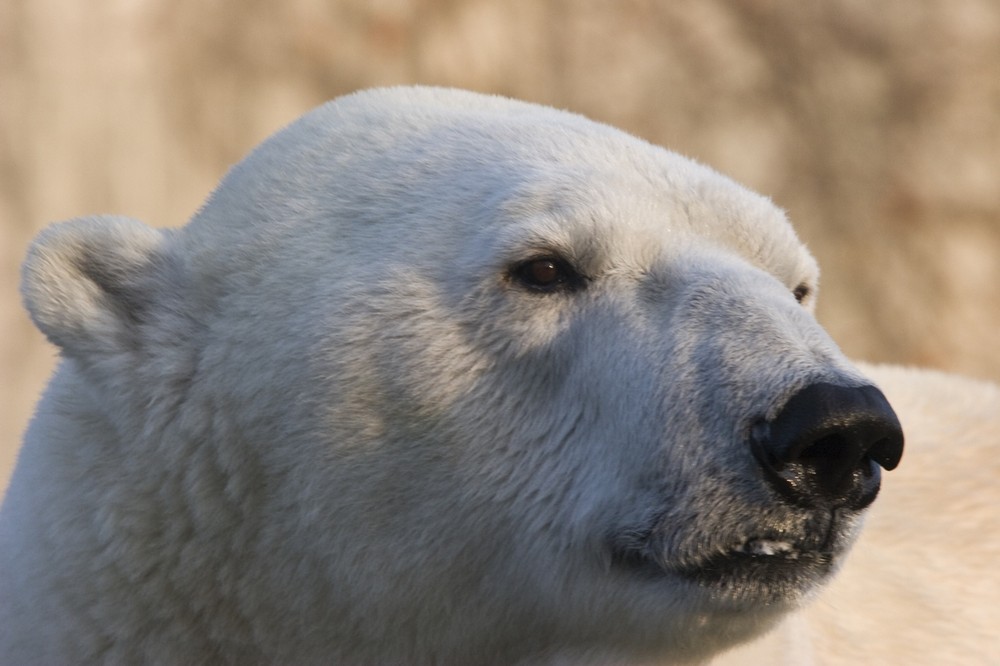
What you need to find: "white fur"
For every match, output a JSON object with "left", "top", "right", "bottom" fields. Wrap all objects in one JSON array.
[{"left": 2, "top": 87, "right": 893, "bottom": 665}]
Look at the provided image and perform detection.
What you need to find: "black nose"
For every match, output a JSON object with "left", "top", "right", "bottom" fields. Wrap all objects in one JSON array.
[{"left": 750, "top": 382, "right": 904, "bottom": 510}]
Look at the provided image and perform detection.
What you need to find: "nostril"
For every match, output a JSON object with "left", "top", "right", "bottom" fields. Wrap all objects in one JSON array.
[
  {"left": 751, "top": 382, "right": 904, "bottom": 509},
  {"left": 868, "top": 435, "right": 903, "bottom": 471}
]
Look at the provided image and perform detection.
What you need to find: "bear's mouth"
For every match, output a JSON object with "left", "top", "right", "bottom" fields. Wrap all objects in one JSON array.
[
  {"left": 614, "top": 535, "right": 829, "bottom": 575},
  {"left": 609, "top": 529, "right": 840, "bottom": 601},
  {"left": 672, "top": 536, "right": 835, "bottom": 585}
]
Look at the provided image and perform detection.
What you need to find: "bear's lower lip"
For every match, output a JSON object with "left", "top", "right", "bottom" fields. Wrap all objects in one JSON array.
[
  {"left": 673, "top": 539, "right": 834, "bottom": 587},
  {"left": 611, "top": 536, "right": 836, "bottom": 592}
]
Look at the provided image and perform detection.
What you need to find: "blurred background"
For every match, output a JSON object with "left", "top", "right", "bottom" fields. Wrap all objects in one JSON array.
[{"left": 2, "top": 0, "right": 999, "bottom": 486}]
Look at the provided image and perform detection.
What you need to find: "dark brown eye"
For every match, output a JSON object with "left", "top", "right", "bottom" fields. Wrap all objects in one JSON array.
[
  {"left": 526, "top": 259, "right": 560, "bottom": 285},
  {"left": 793, "top": 283, "right": 810, "bottom": 303},
  {"left": 511, "top": 256, "right": 584, "bottom": 293}
]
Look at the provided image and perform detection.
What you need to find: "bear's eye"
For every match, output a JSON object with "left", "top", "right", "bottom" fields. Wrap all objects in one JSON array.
[
  {"left": 793, "top": 283, "right": 810, "bottom": 304},
  {"left": 511, "top": 256, "right": 584, "bottom": 293}
]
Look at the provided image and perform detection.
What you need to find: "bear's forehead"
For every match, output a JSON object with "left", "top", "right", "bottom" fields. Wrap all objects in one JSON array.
[{"left": 187, "top": 87, "right": 812, "bottom": 288}]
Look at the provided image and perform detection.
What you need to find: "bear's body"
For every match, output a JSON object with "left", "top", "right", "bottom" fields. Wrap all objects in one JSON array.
[{"left": 0, "top": 87, "right": 913, "bottom": 664}]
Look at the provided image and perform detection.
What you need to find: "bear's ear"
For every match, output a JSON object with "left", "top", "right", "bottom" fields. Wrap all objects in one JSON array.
[{"left": 20, "top": 215, "right": 169, "bottom": 359}]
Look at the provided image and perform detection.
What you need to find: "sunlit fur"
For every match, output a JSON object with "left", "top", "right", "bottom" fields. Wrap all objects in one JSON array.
[{"left": 1, "top": 87, "right": 884, "bottom": 665}]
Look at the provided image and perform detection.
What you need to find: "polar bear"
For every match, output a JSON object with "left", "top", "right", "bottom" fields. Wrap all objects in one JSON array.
[{"left": 0, "top": 87, "right": 905, "bottom": 665}]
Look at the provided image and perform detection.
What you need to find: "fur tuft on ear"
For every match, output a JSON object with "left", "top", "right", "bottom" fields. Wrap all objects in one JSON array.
[{"left": 20, "top": 216, "right": 168, "bottom": 359}]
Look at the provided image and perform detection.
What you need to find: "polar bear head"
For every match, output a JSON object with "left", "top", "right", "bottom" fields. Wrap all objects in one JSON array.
[{"left": 6, "top": 87, "right": 902, "bottom": 665}]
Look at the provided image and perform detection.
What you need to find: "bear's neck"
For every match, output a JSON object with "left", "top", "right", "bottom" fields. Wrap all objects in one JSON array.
[{"left": 1, "top": 360, "right": 303, "bottom": 661}]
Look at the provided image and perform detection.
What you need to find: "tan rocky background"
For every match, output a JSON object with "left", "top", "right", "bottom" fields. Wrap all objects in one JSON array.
[{"left": 2, "top": 0, "right": 999, "bottom": 487}]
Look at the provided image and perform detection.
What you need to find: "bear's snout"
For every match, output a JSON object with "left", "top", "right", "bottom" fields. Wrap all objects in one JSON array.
[{"left": 750, "top": 383, "right": 904, "bottom": 510}]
